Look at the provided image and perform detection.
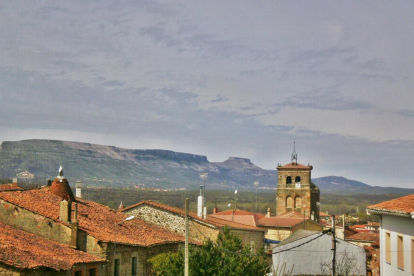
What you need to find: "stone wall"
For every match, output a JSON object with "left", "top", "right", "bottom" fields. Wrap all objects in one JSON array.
[
  {"left": 125, "top": 205, "right": 220, "bottom": 242},
  {"left": 106, "top": 243, "right": 181, "bottom": 276},
  {"left": 265, "top": 228, "right": 292, "bottom": 241},
  {"left": 124, "top": 204, "right": 265, "bottom": 249},
  {"left": 0, "top": 263, "right": 71, "bottom": 276},
  {"left": 0, "top": 199, "right": 72, "bottom": 245}
]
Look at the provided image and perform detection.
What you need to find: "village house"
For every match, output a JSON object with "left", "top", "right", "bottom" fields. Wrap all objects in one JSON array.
[
  {"left": 367, "top": 194, "right": 414, "bottom": 276},
  {"left": 272, "top": 229, "right": 367, "bottom": 276},
  {"left": 0, "top": 169, "right": 188, "bottom": 276},
  {"left": 121, "top": 200, "right": 266, "bottom": 252},
  {"left": 209, "top": 209, "right": 323, "bottom": 250},
  {"left": 0, "top": 221, "right": 106, "bottom": 276}
]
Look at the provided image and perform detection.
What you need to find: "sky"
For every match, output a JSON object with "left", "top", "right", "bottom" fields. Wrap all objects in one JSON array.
[{"left": 0, "top": 1, "right": 414, "bottom": 188}]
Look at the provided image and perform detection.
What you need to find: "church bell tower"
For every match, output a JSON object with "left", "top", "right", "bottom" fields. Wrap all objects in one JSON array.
[{"left": 276, "top": 144, "right": 320, "bottom": 222}]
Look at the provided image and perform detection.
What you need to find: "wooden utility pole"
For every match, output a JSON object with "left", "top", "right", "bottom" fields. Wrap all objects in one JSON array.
[
  {"left": 332, "top": 215, "right": 336, "bottom": 276},
  {"left": 185, "top": 198, "right": 189, "bottom": 276}
]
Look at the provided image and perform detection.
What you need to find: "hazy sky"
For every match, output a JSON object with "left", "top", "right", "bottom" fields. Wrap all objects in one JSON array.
[{"left": 1, "top": 1, "right": 414, "bottom": 188}]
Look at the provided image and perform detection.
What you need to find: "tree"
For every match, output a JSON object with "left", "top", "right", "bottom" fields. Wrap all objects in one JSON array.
[
  {"left": 320, "top": 251, "right": 363, "bottom": 276},
  {"left": 149, "top": 226, "right": 271, "bottom": 276}
]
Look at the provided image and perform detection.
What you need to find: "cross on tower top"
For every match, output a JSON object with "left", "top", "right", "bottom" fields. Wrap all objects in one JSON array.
[{"left": 291, "top": 141, "right": 297, "bottom": 165}]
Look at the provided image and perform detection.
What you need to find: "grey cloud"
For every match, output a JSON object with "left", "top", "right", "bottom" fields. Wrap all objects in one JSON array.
[
  {"left": 271, "top": 92, "right": 374, "bottom": 112},
  {"left": 211, "top": 96, "right": 228, "bottom": 103},
  {"left": 394, "top": 109, "right": 414, "bottom": 118}
]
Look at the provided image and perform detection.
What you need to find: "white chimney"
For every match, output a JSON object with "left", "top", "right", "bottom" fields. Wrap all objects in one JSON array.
[
  {"left": 197, "top": 185, "right": 203, "bottom": 218},
  {"left": 76, "top": 181, "right": 82, "bottom": 198}
]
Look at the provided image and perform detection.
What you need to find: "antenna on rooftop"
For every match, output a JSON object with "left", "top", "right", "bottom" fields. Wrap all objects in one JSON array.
[{"left": 291, "top": 141, "right": 298, "bottom": 165}]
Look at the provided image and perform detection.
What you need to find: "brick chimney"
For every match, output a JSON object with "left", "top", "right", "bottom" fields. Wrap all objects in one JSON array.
[
  {"left": 76, "top": 181, "right": 82, "bottom": 198},
  {"left": 70, "top": 202, "right": 78, "bottom": 249},
  {"left": 59, "top": 197, "right": 72, "bottom": 223},
  {"left": 12, "top": 178, "right": 18, "bottom": 188},
  {"left": 213, "top": 207, "right": 218, "bottom": 214}
]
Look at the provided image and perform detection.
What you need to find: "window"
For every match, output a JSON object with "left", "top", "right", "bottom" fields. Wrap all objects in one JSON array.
[
  {"left": 114, "top": 259, "right": 120, "bottom": 276},
  {"left": 286, "top": 196, "right": 292, "bottom": 208},
  {"left": 88, "top": 268, "right": 97, "bottom": 276},
  {"left": 286, "top": 176, "right": 292, "bottom": 184},
  {"left": 294, "top": 196, "right": 301, "bottom": 208},
  {"left": 132, "top": 257, "right": 138, "bottom": 276},
  {"left": 385, "top": 232, "right": 391, "bottom": 264},
  {"left": 74, "top": 271, "right": 83, "bottom": 276},
  {"left": 295, "top": 176, "right": 301, "bottom": 183},
  {"left": 397, "top": 235, "right": 404, "bottom": 270},
  {"left": 250, "top": 241, "right": 256, "bottom": 254}
]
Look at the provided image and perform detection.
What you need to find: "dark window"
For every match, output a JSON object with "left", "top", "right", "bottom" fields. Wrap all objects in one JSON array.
[
  {"left": 295, "top": 176, "right": 301, "bottom": 183},
  {"left": 88, "top": 268, "right": 97, "bottom": 276},
  {"left": 75, "top": 271, "right": 83, "bottom": 276},
  {"left": 132, "top": 257, "right": 138, "bottom": 276},
  {"left": 286, "top": 176, "right": 292, "bottom": 184},
  {"left": 114, "top": 259, "right": 120, "bottom": 276}
]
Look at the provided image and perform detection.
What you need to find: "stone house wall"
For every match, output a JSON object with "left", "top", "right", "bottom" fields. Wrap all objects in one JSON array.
[
  {"left": 106, "top": 243, "right": 181, "bottom": 276},
  {"left": 124, "top": 204, "right": 264, "bottom": 249},
  {"left": 0, "top": 199, "right": 72, "bottom": 246}
]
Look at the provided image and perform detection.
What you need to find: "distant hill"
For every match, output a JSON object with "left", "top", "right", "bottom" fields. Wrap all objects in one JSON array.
[
  {"left": 0, "top": 139, "right": 413, "bottom": 195},
  {"left": 313, "top": 176, "right": 414, "bottom": 195},
  {"left": 0, "top": 140, "right": 277, "bottom": 190}
]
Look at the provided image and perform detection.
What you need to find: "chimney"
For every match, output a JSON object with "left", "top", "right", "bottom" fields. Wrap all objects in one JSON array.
[
  {"left": 70, "top": 203, "right": 78, "bottom": 249},
  {"left": 76, "top": 181, "right": 82, "bottom": 198},
  {"left": 266, "top": 207, "right": 271, "bottom": 217},
  {"left": 59, "top": 198, "right": 72, "bottom": 223},
  {"left": 118, "top": 202, "right": 125, "bottom": 210},
  {"left": 197, "top": 185, "right": 203, "bottom": 218},
  {"left": 47, "top": 180, "right": 52, "bottom": 186},
  {"left": 12, "top": 178, "right": 18, "bottom": 188},
  {"left": 213, "top": 207, "right": 218, "bottom": 214}
]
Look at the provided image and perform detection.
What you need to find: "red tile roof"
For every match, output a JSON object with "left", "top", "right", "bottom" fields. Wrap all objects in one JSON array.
[
  {"left": 49, "top": 178, "right": 75, "bottom": 201},
  {"left": 123, "top": 201, "right": 264, "bottom": 231},
  {"left": 0, "top": 222, "right": 105, "bottom": 271},
  {"left": 0, "top": 188, "right": 186, "bottom": 246},
  {"left": 319, "top": 211, "right": 330, "bottom": 217},
  {"left": 276, "top": 210, "right": 305, "bottom": 218},
  {"left": 256, "top": 217, "right": 305, "bottom": 228},
  {"left": 0, "top": 183, "right": 22, "bottom": 191},
  {"left": 347, "top": 231, "right": 379, "bottom": 242},
  {"left": 209, "top": 209, "right": 265, "bottom": 227},
  {"left": 367, "top": 194, "right": 414, "bottom": 217},
  {"left": 278, "top": 163, "right": 311, "bottom": 170}
]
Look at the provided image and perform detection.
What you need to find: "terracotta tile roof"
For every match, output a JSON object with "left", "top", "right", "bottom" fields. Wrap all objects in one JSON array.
[
  {"left": 367, "top": 194, "right": 414, "bottom": 217},
  {"left": 209, "top": 209, "right": 265, "bottom": 227},
  {"left": 347, "top": 231, "right": 379, "bottom": 242},
  {"left": 319, "top": 211, "right": 330, "bottom": 217},
  {"left": 350, "top": 224, "right": 366, "bottom": 230},
  {"left": 256, "top": 217, "right": 305, "bottom": 228},
  {"left": 0, "top": 188, "right": 186, "bottom": 246},
  {"left": 49, "top": 178, "right": 75, "bottom": 201},
  {"left": 0, "top": 222, "right": 105, "bottom": 271},
  {"left": 0, "top": 183, "right": 22, "bottom": 191},
  {"left": 123, "top": 201, "right": 264, "bottom": 231},
  {"left": 276, "top": 210, "right": 305, "bottom": 218},
  {"left": 277, "top": 163, "right": 311, "bottom": 170}
]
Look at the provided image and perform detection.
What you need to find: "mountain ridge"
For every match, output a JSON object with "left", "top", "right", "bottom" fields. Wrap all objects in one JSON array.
[{"left": 0, "top": 139, "right": 413, "bottom": 195}]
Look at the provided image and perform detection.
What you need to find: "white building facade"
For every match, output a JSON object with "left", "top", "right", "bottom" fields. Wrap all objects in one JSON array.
[
  {"left": 367, "top": 194, "right": 414, "bottom": 276},
  {"left": 272, "top": 229, "right": 366, "bottom": 276}
]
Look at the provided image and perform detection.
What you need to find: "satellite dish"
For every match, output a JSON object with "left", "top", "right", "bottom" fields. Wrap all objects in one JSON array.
[{"left": 228, "top": 203, "right": 232, "bottom": 207}]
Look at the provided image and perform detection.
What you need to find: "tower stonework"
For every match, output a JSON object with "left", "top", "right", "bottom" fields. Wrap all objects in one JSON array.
[{"left": 276, "top": 162, "right": 320, "bottom": 222}]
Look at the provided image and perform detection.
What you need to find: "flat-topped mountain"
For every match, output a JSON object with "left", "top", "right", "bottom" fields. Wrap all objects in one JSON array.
[
  {"left": 0, "top": 140, "right": 277, "bottom": 189},
  {"left": 0, "top": 139, "right": 413, "bottom": 195}
]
